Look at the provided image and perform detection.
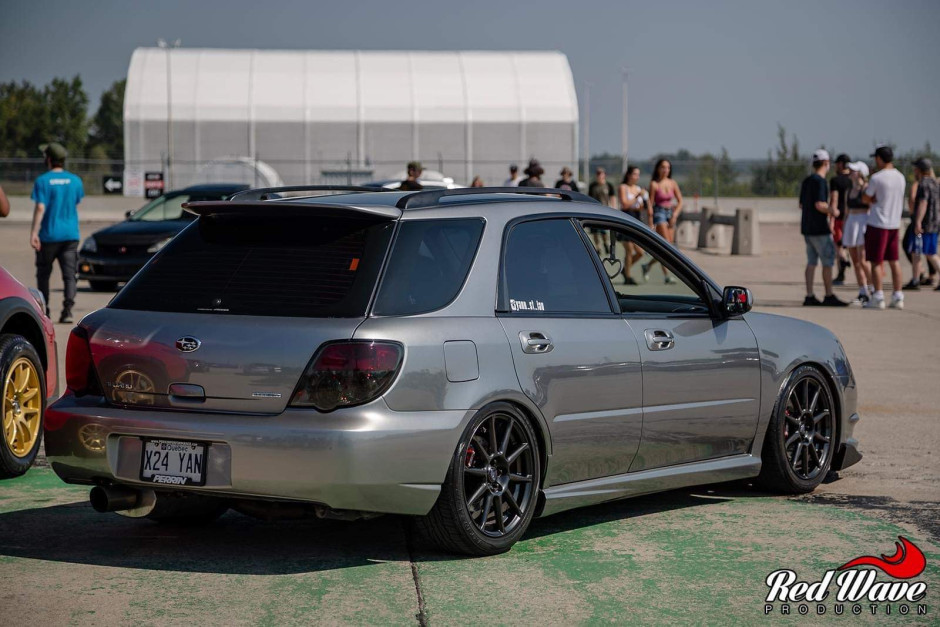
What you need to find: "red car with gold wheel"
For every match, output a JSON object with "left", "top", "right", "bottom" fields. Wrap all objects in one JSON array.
[{"left": 0, "top": 265, "right": 57, "bottom": 477}]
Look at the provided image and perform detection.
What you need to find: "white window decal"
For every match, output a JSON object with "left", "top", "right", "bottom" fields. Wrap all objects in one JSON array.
[{"left": 510, "top": 298, "right": 545, "bottom": 312}]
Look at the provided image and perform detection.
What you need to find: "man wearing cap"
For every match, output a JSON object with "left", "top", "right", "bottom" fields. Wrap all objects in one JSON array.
[
  {"left": 554, "top": 166, "right": 578, "bottom": 192},
  {"left": 910, "top": 158, "right": 940, "bottom": 291},
  {"left": 30, "top": 142, "right": 83, "bottom": 323},
  {"left": 829, "top": 154, "right": 853, "bottom": 284},
  {"left": 399, "top": 161, "right": 424, "bottom": 191},
  {"left": 862, "top": 145, "right": 907, "bottom": 309},
  {"left": 517, "top": 159, "right": 545, "bottom": 188},
  {"left": 799, "top": 150, "right": 848, "bottom": 306}
]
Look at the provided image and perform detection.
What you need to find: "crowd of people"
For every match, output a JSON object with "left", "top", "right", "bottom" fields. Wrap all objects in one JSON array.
[
  {"left": 13, "top": 144, "right": 937, "bottom": 323},
  {"left": 799, "top": 146, "right": 939, "bottom": 309}
]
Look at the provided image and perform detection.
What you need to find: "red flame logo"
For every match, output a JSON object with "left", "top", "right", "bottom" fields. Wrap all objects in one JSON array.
[{"left": 837, "top": 536, "right": 926, "bottom": 579}]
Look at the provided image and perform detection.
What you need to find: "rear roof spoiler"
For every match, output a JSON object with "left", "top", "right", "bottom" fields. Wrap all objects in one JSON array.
[{"left": 182, "top": 200, "right": 402, "bottom": 221}]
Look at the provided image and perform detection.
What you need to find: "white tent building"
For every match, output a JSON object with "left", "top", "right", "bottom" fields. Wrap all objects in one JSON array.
[{"left": 123, "top": 48, "right": 579, "bottom": 194}]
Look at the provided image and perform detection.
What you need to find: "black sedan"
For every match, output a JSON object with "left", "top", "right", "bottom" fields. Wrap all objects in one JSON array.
[{"left": 78, "top": 183, "right": 248, "bottom": 291}]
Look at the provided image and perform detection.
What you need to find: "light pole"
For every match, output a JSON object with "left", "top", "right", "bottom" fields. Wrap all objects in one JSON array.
[
  {"left": 582, "top": 81, "right": 591, "bottom": 185},
  {"left": 621, "top": 68, "right": 629, "bottom": 175},
  {"left": 157, "top": 38, "right": 181, "bottom": 189}
]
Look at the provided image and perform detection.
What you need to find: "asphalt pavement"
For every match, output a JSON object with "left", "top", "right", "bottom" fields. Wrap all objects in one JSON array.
[{"left": 0, "top": 219, "right": 937, "bottom": 624}]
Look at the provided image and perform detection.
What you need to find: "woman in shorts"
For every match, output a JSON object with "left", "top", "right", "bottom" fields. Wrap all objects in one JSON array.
[
  {"left": 643, "top": 159, "right": 683, "bottom": 283},
  {"left": 843, "top": 161, "right": 872, "bottom": 302},
  {"left": 617, "top": 165, "right": 648, "bottom": 284}
]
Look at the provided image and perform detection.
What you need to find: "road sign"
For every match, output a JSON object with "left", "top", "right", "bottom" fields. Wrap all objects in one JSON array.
[
  {"left": 102, "top": 175, "right": 123, "bottom": 195},
  {"left": 144, "top": 172, "right": 165, "bottom": 199}
]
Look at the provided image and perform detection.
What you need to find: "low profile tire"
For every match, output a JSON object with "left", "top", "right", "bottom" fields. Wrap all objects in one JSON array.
[
  {"left": 145, "top": 492, "right": 229, "bottom": 525},
  {"left": 0, "top": 334, "right": 46, "bottom": 479},
  {"left": 414, "top": 402, "right": 541, "bottom": 556},
  {"left": 758, "top": 365, "right": 837, "bottom": 494},
  {"left": 88, "top": 280, "right": 118, "bottom": 292}
]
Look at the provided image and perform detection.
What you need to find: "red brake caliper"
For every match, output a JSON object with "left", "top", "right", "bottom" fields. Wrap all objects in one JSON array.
[{"left": 465, "top": 444, "right": 476, "bottom": 467}]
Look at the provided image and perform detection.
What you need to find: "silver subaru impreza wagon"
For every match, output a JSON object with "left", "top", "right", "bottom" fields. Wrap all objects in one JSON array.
[{"left": 45, "top": 186, "right": 861, "bottom": 555}]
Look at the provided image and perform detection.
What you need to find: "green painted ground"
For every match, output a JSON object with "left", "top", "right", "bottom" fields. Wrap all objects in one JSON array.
[{"left": 0, "top": 469, "right": 936, "bottom": 625}]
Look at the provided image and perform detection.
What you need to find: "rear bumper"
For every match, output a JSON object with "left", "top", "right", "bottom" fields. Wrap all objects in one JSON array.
[{"left": 44, "top": 393, "right": 470, "bottom": 516}]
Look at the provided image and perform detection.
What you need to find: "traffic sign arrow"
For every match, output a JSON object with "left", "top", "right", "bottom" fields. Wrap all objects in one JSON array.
[{"left": 104, "top": 178, "right": 122, "bottom": 192}]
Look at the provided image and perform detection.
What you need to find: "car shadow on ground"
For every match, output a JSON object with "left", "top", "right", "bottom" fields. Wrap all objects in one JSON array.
[
  {"left": 520, "top": 479, "right": 767, "bottom": 543},
  {"left": 0, "top": 480, "right": 777, "bottom": 575}
]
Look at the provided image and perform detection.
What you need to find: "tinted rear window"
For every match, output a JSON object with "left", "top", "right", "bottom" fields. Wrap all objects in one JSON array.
[
  {"left": 111, "top": 216, "right": 394, "bottom": 317},
  {"left": 373, "top": 218, "right": 484, "bottom": 315}
]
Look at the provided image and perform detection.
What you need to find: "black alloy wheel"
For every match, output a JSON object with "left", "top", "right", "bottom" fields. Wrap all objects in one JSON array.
[
  {"left": 783, "top": 375, "right": 834, "bottom": 481},
  {"left": 758, "top": 365, "right": 837, "bottom": 493},
  {"left": 415, "top": 402, "right": 541, "bottom": 556},
  {"left": 462, "top": 411, "right": 536, "bottom": 537}
]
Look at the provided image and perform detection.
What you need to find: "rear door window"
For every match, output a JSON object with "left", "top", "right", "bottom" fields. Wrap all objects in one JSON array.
[
  {"left": 501, "top": 219, "right": 612, "bottom": 314},
  {"left": 373, "top": 218, "right": 485, "bottom": 315},
  {"left": 110, "top": 216, "right": 394, "bottom": 317}
]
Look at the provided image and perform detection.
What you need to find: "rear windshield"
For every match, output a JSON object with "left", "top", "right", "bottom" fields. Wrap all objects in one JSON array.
[
  {"left": 111, "top": 216, "right": 394, "bottom": 317},
  {"left": 373, "top": 218, "right": 484, "bottom": 315}
]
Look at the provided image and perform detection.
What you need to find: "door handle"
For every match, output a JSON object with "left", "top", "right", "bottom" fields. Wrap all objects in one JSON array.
[
  {"left": 519, "top": 331, "right": 554, "bottom": 354},
  {"left": 644, "top": 329, "right": 675, "bottom": 351}
]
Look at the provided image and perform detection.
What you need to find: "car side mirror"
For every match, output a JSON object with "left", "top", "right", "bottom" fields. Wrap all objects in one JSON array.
[
  {"left": 722, "top": 286, "right": 753, "bottom": 316},
  {"left": 125, "top": 210, "right": 133, "bottom": 219}
]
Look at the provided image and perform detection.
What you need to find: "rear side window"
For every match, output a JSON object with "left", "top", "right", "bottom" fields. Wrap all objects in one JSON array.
[
  {"left": 502, "top": 219, "right": 611, "bottom": 314},
  {"left": 111, "top": 217, "right": 394, "bottom": 317},
  {"left": 373, "top": 219, "right": 484, "bottom": 315}
]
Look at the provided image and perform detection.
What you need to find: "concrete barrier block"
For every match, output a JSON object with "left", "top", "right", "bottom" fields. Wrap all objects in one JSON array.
[
  {"left": 731, "top": 208, "right": 761, "bottom": 255},
  {"left": 697, "top": 207, "right": 725, "bottom": 249},
  {"left": 675, "top": 220, "right": 698, "bottom": 247}
]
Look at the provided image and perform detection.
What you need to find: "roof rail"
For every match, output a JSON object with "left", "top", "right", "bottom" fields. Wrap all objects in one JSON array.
[
  {"left": 395, "top": 186, "right": 598, "bottom": 210},
  {"left": 229, "top": 185, "right": 395, "bottom": 201}
]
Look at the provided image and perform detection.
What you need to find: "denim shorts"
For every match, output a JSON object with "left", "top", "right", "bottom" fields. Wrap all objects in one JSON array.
[
  {"left": 652, "top": 205, "right": 673, "bottom": 225},
  {"left": 804, "top": 234, "right": 836, "bottom": 266}
]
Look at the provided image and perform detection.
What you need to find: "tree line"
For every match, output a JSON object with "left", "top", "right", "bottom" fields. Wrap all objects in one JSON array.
[
  {"left": 2, "top": 76, "right": 936, "bottom": 197},
  {"left": 0, "top": 76, "right": 125, "bottom": 160},
  {"left": 590, "top": 124, "right": 938, "bottom": 197}
]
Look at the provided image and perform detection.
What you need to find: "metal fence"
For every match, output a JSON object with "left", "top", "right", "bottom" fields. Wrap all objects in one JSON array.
[{"left": 0, "top": 155, "right": 927, "bottom": 197}]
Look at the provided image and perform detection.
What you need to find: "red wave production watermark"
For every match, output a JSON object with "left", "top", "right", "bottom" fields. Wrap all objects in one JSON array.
[{"left": 764, "top": 536, "right": 929, "bottom": 617}]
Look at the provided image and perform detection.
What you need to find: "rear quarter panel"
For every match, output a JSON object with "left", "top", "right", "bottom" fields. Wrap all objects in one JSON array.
[{"left": 353, "top": 316, "right": 551, "bottom": 455}]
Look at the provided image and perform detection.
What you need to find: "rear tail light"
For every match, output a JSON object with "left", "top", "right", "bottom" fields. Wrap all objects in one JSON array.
[
  {"left": 290, "top": 341, "right": 403, "bottom": 412},
  {"left": 66, "top": 327, "right": 102, "bottom": 396}
]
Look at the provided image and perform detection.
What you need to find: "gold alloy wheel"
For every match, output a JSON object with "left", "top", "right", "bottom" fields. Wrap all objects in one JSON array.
[{"left": 2, "top": 357, "right": 42, "bottom": 458}]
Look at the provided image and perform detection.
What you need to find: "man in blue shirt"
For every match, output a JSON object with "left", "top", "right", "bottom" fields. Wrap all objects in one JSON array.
[{"left": 30, "top": 142, "right": 83, "bottom": 323}]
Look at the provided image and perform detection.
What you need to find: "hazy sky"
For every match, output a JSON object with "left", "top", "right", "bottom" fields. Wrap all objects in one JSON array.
[{"left": 2, "top": 0, "right": 938, "bottom": 160}]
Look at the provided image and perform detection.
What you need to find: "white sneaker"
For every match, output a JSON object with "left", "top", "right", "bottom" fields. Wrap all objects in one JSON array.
[
  {"left": 890, "top": 296, "right": 904, "bottom": 309},
  {"left": 864, "top": 297, "right": 886, "bottom": 309}
]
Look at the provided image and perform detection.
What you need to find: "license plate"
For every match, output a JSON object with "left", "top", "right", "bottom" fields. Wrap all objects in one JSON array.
[{"left": 140, "top": 439, "right": 207, "bottom": 486}]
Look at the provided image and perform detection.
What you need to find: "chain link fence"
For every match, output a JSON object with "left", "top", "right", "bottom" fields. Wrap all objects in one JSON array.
[{"left": 0, "top": 155, "right": 928, "bottom": 197}]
